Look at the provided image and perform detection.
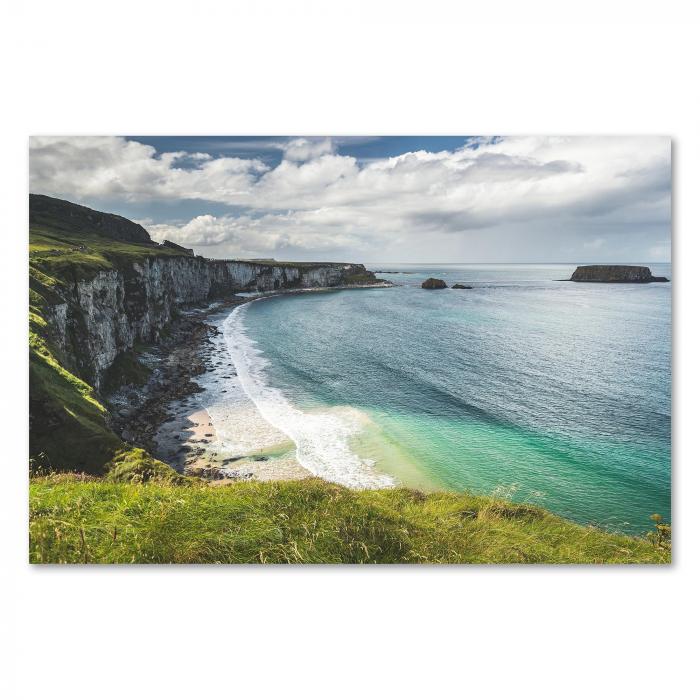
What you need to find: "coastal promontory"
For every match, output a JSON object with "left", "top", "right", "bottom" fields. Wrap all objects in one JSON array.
[{"left": 570, "top": 265, "right": 669, "bottom": 283}]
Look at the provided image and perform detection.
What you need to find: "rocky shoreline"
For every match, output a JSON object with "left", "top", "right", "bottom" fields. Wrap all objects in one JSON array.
[
  {"left": 107, "top": 297, "right": 244, "bottom": 476},
  {"left": 106, "top": 283, "right": 392, "bottom": 483}
]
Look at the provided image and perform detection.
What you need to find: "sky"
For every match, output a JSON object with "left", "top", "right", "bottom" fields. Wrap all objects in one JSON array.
[{"left": 28, "top": 135, "right": 672, "bottom": 263}]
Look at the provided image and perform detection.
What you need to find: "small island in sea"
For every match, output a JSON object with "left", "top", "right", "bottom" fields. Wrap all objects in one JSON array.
[
  {"left": 570, "top": 264, "right": 670, "bottom": 283},
  {"left": 28, "top": 136, "right": 671, "bottom": 564}
]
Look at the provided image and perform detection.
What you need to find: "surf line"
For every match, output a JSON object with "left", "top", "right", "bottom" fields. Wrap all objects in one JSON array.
[{"left": 220, "top": 298, "right": 394, "bottom": 489}]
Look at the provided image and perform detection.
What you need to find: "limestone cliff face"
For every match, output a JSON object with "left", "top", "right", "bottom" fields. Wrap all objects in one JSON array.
[{"left": 45, "top": 256, "right": 377, "bottom": 389}]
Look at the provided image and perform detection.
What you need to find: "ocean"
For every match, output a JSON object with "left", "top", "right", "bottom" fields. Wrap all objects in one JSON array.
[{"left": 199, "top": 263, "right": 671, "bottom": 535}]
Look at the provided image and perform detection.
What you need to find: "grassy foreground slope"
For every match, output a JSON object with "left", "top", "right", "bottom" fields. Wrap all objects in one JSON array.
[{"left": 30, "top": 476, "right": 670, "bottom": 564}]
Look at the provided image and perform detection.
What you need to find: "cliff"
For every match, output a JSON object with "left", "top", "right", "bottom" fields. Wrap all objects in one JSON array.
[
  {"left": 38, "top": 254, "right": 378, "bottom": 389},
  {"left": 570, "top": 265, "right": 669, "bottom": 283},
  {"left": 29, "top": 195, "right": 383, "bottom": 471}
]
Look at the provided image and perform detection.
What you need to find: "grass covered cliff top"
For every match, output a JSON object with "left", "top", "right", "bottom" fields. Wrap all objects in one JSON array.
[
  {"left": 30, "top": 223, "right": 187, "bottom": 286},
  {"left": 29, "top": 194, "right": 192, "bottom": 278},
  {"left": 29, "top": 474, "right": 670, "bottom": 564},
  {"left": 29, "top": 194, "right": 363, "bottom": 283}
]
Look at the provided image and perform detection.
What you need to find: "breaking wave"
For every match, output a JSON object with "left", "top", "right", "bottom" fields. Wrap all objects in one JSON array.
[{"left": 221, "top": 301, "right": 394, "bottom": 488}]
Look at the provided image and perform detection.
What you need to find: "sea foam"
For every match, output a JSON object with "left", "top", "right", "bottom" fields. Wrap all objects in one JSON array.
[{"left": 221, "top": 301, "right": 394, "bottom": 488}]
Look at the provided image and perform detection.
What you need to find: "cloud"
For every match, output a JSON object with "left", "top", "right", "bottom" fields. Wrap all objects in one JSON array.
[
  {"left": 29, "top": 135, "right": 671, "bottom": 261},
  {"left": 282, "top": 137, "right": 335, "bottom": 162},
  {"left": 144, "top": 208, "right": 374, "bottom": 258},
  {"left": 29, "top": 135, "right": 268, "bottom": 202}
]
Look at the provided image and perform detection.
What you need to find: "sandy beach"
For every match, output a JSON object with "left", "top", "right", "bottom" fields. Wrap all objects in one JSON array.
[
  {"left": 108, "top": 294, "right": 319, "bottom": 484},
  {"left": 153, "top": 402, "right": 311, "bottom": 483}
]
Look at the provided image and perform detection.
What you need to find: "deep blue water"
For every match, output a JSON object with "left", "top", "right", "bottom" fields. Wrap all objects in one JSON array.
[{"left": 232, "top": 264, "right": 671, "bottom": 534}]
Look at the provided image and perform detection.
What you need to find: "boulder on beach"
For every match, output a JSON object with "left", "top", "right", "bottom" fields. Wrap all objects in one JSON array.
[
  {"left": 570, "top": 265, "right": 669, "bottom": 283},
  {"left": 452, "top": 283, "right": 473, "bottom": 289},
  {"left": 421, "top": 278, "right": 447, "bottom": 289}
]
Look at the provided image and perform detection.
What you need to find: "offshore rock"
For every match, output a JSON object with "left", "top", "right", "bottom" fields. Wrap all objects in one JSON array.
[
  {"left": 452, "top": 283, "right": 473, "bottom": 289},
  {"left": 421, "top": 278, "right": 447, "bottom": 289},
  {"left": 570, "top": 265, "right": 669, "bottom": 283}
]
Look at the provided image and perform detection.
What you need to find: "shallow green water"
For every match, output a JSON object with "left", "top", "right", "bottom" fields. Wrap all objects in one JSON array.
[{"left": 229, "top": 264, "right": 671, "bottom": 534}]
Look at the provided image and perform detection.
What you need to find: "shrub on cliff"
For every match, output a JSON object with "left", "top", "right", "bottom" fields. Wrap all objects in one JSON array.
[{"left": 105, "top": 448, "right": 189, "bottom": 485}]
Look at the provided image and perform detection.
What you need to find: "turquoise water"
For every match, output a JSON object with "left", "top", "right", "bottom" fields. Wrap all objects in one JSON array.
[{"left": 229, "top": 264, "right": 671, "bottom": 534}]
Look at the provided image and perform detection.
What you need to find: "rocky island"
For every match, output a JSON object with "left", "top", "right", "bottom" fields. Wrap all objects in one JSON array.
[{"left": 570, "top": 265, "right": 669, "bottom": 283}]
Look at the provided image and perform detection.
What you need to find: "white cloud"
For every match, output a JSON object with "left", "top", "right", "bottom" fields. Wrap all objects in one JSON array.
[
  {"left": 145, "top": 208, "right": 373, "bottom": 258},
  {"left": 29, "top": 135, "right": 267, "bottom": 202},
  {"left": 282, "top": 137, "right": 335, "bottom": 162},
  {"left": 29, "top": 135, "right": 671, "bottom": 261}
]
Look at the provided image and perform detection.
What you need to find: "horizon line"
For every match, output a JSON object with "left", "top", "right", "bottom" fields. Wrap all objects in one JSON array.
[{"left": 358, "top": 261, "right": 672, "bottom": 265}]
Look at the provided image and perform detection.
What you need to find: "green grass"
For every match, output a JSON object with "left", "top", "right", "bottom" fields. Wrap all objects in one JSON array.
[
  {"left": 105, "top": 448, "right": 191, "bottom": 485},
  {"left": 29, "top": 226, "right": 187, "bottom": 283},
  {"left": 342, "top": 270, "right": 383, "bottom": 285},
  {"left": 29, "top": 476, "right": 670, "bottom": 564}
]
